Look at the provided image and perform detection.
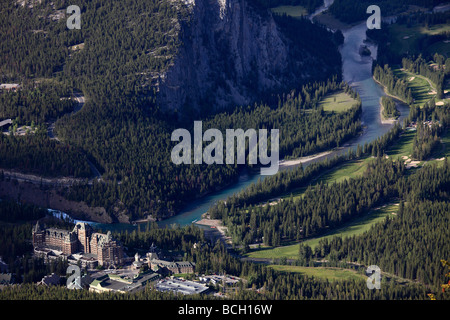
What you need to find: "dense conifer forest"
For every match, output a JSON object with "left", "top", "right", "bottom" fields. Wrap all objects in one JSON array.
[
  {"left": 212, "top": 157, "right": 405, "bottom": 247},
  {"left": 373, "top": 64, "right": 413, "bottom": 104},
  {"left": 310, "top": 161, "right": 450, "bottom": 289},
  {"left": 57, "top": 80, "right": 362, "bottom": 219},
  {"left": 0, "top": 125, "right": 92, "bottom": 178},
  {"left": 0, "top": 0, "right": 353, "bottom": 221},
  {"left": 1, "top": 0, "right": 450, "bottom": 303},
  {"left": 209, "top": 123, "right": 404, "bottom": 215},
  {"left": 381, "top": 96, "right": 400, "bottom": 119},
  {"left": 367, "top": 10, "right": 450, "bottom": 66},
  {"left": 402, "top": 56, "right": 446, "bottom": 99},
  {"left": 0, "top": 81, "right": 75, "bottom": 123}
]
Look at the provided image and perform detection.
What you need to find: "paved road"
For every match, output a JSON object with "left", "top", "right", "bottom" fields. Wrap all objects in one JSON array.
[
  {"left": 47, "top": 92, "right": 85, "bottom": 140},
  {"left": 45, "top": 92, "right": 102, "bottom": 181}
]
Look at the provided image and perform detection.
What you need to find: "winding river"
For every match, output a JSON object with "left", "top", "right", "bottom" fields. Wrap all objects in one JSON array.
[
  {"left": 155, "top": 21, "right": 410, "bottom": 228},
  {"left": 85, "top": 16, "right": 410, "bottom": 232}
]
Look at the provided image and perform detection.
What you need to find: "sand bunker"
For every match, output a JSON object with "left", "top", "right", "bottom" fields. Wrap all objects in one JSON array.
[{"left": 406, "top": 161, "right": 420, "bottom": 169}]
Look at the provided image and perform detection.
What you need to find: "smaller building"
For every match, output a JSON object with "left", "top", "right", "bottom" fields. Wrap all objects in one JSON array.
[
  {"left": 0, "top": 273, "right": 14, "bottom": 286},
  {"left": 155, "top": 278, "right": 209, "bottom": 295},
  {"left": 132, "top": 252, "right": 143, "bottom": 270},
  {"left": 131, "top": 250, "right": 195, "bottom": 275},
  {"left": 150, "top": 259, "right": 195, "bottom": 274},
  {"left": 34, "top": 247, "right": 67, "bottom": 263},
  {"left": 0, "top": 84, "right": 19, "bottom": 91},
  {"left": 68, "top": 253, "right": 98, "bottom": 269},
  {"left": 38, "top": 273, "right": 61, "bottom": 286},
  {"left": 200, "top": 274, "right": 240, "bottom": 286},
  {"left": 89, "top": 272, "right": 159, "bottom": 294}
]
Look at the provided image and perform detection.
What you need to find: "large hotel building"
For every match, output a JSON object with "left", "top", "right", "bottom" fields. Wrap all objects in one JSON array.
[{"left": 32, "top": 222, "right": 124, "bottom": 267}]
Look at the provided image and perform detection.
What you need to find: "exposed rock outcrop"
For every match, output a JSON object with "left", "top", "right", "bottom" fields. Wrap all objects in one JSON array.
[{"left": 155, "top": 0, "right": 339, "bottom": 114}]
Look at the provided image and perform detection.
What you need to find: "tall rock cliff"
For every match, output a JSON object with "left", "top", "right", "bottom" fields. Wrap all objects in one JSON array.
[{"left": 155, "top": 0, "right": 341, "bottom": 114}]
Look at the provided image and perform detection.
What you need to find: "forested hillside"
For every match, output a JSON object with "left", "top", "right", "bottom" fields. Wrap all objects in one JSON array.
[
  {"left": 373, "top": 64, "right": 413, "bottom": 104},
  {"left": 0, "top": 125, "right": 92, "bottom": 178},
  {"left": 0, "top": 81, "right": 75, "bottom": 123},
  {"left": 0, "top": 0, "right": 354, "bottom": 221},
  {"left": 311, "top": 160, "right": 450, "bottom": 289},
  {"left": 212, "top": 157, "right": 405, "bottom": 247},
  {"left": 58, "top": 79, "right": 361, "bottom": 219},
  {"left": 367, "top": 10, "right": 450, "bottom": 66},
  {"left": 381, "top": 96, "right": 400, "bottom": 119}
]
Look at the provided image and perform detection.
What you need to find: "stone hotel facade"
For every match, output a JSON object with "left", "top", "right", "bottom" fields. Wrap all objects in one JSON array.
[{"left": 32, "top": 222, "right": 124, "bottom": 267}]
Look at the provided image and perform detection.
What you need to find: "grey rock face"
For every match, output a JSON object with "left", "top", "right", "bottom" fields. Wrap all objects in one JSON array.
[{"left": 155, "top": 0, "right": 326, "bottom": 113}]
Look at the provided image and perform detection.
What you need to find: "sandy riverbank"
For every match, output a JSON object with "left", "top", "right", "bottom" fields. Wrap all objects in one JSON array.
[
  {"left": 278, "top": 151, "right": 333, "bottom": 168},
  {"left": 195, "top": 215, "right": 232, "bottom": 245}
]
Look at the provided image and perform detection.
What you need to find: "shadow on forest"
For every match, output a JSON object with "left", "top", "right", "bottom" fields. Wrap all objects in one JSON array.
[{"left": 386, "top": 131, "right": 414, "bottom": 157}]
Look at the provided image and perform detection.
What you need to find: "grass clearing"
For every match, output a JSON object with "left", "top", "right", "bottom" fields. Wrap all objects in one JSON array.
[
  {"left": 245, "top": 203, "right": 398, "bottom": 260},
  {"left": 393, "top": 68, "right": 435, "bottom": 107},
  {"left": 319, "top": 91, "right": 358, "bottom": 113},
  {"left": 311, "top": 158, "right": 370, "bottom": 185},
  {"left": 280, "top": 157, "right": 372, "bottom": 201},
  {"left": 268, "top": 265, "right": 366, "bottom": 282},
  {"left": 386, "top": 129, "right": 415, "bottom": 159},
  {"left": 387, "top": 23, "right": 450, "bottom": 58},
  {"left": 270, "top": 5, "right": 307, "bottom": 18}
]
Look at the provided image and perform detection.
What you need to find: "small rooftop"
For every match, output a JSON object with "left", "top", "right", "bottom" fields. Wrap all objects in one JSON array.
[
  {"left": 0, "top": 84, "right": 19, "bottom": 90},
  {"left": 155, "top": 278, "right": 209, "bottom": 295}
]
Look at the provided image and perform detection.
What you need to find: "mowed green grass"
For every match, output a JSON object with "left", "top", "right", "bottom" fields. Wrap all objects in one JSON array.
[
  {"left": 268, "top": 265, "right": 366, "bottom": 282},
  {"left": 310, "top": 158, "right": 370, "bottom": 185},
  {"left": 393, "top": 68, "right": 435, "bottom": 107},
  {"left": 246, "top": 132, "right": 414, "bottom": 260},
  {"left": 245, "top": 203, "right": 398, "bottom": 260},
  {"left": 270, "top": 5, "right": 307, "bottom": 18},
  {"left": 385, "top": 130, "right": 415, "bottom": 159},
  {"left": 387, "top": 23, "right": 450, "bottom": 58},
  {"left": 280, "top": 157, "right": 372, "bottom": 201},
  {"left": 319, "top": 91, "right": 358, "bottom": 113}
]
